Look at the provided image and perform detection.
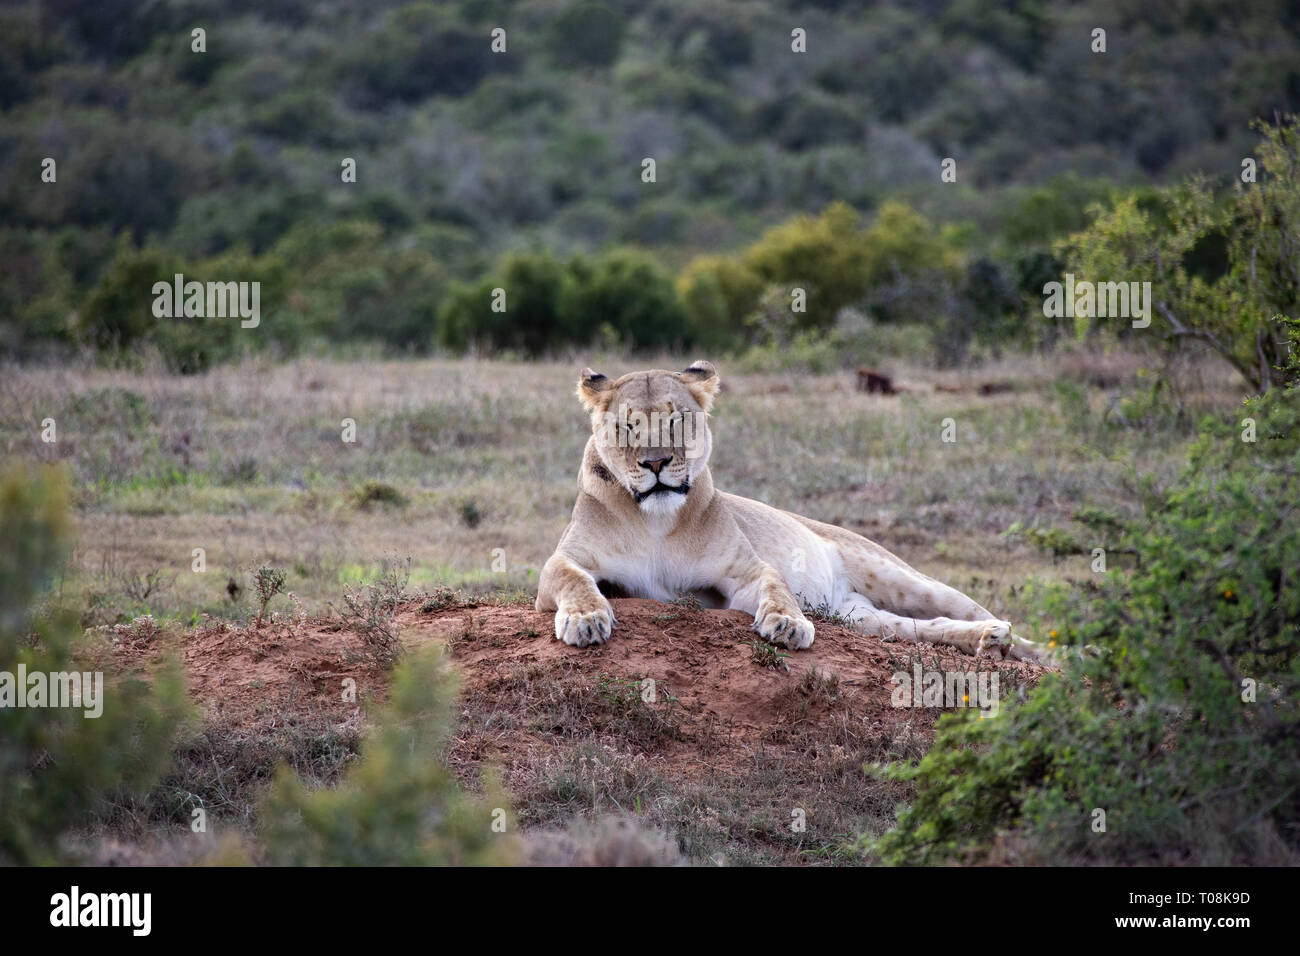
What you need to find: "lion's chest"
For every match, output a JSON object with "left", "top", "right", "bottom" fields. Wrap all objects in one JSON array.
[{"left": 597, "top": 545, "right": 714, "bottom": 603}]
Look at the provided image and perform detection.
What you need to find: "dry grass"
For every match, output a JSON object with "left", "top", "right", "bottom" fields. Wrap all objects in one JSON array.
[
  {"left": 0, "top": 349, "right": 1249, "bottom": 634},
  {"left": 0, "top": 347, "right": 1251, "bottom": 864}
]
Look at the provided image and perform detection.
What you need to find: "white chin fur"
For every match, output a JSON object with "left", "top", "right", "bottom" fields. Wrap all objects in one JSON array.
[{"left": 638, "top": 492, "right": 687, "bottom": 516}]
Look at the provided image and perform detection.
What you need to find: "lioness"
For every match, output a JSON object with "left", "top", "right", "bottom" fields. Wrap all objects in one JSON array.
[{"left": 536, "top": 361, "right": 1052, "bottom": 665}]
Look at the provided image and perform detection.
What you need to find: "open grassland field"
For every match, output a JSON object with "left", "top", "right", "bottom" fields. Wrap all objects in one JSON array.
[{"left": 2, "top": 350, "right": 1244, "bottom": 634}]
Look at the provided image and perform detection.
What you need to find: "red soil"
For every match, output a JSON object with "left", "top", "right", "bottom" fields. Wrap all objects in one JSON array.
[{"left": 125, "top": 597, "right": 1046, "bottom": 784}]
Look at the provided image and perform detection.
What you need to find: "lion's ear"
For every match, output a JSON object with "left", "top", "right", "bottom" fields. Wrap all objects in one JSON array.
[
  {"left": 576, "top": 367, "right": 614, "bottom": 411},
  {"left": 676, "top": 360, "right": 720, "bottom": 411}
]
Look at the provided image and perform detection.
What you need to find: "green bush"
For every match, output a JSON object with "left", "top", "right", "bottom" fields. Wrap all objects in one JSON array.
[
  {"left": 0, "top": 464, "right": 191, "bottom": 864},
  {"left": 260, "top": 647, "right": 516, "bottom": 865},
  {"left": 1060, "top": 116, "right": 1300, "bottom": 392},
  {"left": 938, "top": 255, "right": 1022, "bottom": 364},
  {"left": 437, "top": 250, "right": 568, "bottom": 355},
  {"left": 856, "top": 201, "right": 963, "bottom": 327},
  {"left": 938, "top": 0, "right": 1050, "bottom": 71},
  {"left": 0, "top": 227, "right": 83, "bottom": 356},
  {"left": 75, "top": 241, "right": 181, "bottom": 355},
  {"left": 348, "top": 4, "right": 499, "bottom": 104},
  {"left": 318, "top": 251, "right": 444, "bottom": 352},
  {"left": 738, "top": 201, "right": 965, "bottom": 341},
  {"left": 871, "top": 377, "right": 1300, "bottom": 865},
  {"left": 676, "top": 253, "right": 764, "bottom": 349},
  {"left": 665, "top": 1, "right": 753, "bottom": 76},
  {"left": 438, "top": 248, "right": 689, "bottom": 355},
  {"left": 623, "top": 67, "right": 746, "bottom": 137},
  {"left": 560, "top": 248, "right": 688, "bottom": 350},
  {"left": 754, "top": 91, "right": 863, "bottom": 150},
  {"left": 60, "top": 122, "right": 201, "bottom": 240},
  {"left": 997, "top": 175, "right": 1117, "bottom": 251},
  {"left": 546, "top": 3, "right": 624, "bottom": 70},
  {"left": 742, "top": 201, "right": 872, "bottom": 332},
  {"left": 76, "top": 242, "right": 282, "bottom": 372}
]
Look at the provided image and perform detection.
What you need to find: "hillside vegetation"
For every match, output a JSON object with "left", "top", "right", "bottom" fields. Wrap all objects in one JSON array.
[{"left": 4, "top": 0, "right": 1299, "bottom": 368}]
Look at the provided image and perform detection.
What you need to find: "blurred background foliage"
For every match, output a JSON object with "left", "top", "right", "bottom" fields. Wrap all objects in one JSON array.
[{"left": 2, "top": 0, "right": 1299, "bottom": 372}]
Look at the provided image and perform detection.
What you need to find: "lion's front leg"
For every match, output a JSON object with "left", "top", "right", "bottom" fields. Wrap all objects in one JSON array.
[
  {"left": 726, "top": 560, "right": 815, "bottom": 650},
  {"left": 536, "top": 551, "right": 616, "bottom": 647}
]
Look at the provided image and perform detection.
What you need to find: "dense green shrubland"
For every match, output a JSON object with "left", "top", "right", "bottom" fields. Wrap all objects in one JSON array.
[{"left": 3, "top": 1, "right": 1297, "bottom": 368}]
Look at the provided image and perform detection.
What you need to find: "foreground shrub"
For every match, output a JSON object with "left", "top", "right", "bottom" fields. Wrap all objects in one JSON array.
[
  {"left": 260, "top": 647, "right": 516, "bottom": 864},
  {"left": 871, "top": 378, "right": 1300, "bottom": 864},
  {"left": 0, "top": 463, "right": 190, "bottom": 864}
]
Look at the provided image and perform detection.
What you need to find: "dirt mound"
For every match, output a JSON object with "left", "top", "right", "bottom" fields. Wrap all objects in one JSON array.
[
  {"left": 126, "top": 598, "right": 1040, "bottom": 779},
  {"left": 103, "top": 597, "right": 1047, "bottom": 861},
  {"left": 411, "top": 598, "right": 1043, "bottom": 778},
  {"left": 174, "top": 616, "right": 388, "bottom": 737}
]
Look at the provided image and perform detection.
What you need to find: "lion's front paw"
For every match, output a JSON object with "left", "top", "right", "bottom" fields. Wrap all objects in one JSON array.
[
  {"left": 975, "top": 621, "right": 1012, "bottom": 659},
  {"left": 555, "top": 602, "right": 616, "bottom": 648},
  {"left": 754, "top": 607, "right": 815, "bottom": 650}
]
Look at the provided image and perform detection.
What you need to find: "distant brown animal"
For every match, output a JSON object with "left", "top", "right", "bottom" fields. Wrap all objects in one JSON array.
[{"left": 856, "top": 368, "right": 899, "bottom": 394}]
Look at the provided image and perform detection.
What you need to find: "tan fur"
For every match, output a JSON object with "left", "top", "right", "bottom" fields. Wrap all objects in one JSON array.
[{"left": 536, "top": 361, "right": 1054, "bottom": 664}]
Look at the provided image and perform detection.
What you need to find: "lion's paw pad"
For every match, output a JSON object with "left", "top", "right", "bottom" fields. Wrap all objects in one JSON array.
[
  {"left": 556, "top": 606, "right": 615, "bottom": 647},
  {"left": 755, "top": 611, "right": 815, "bottom": 650}
]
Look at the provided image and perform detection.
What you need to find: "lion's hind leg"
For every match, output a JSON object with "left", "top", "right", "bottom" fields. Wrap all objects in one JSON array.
[
  {"left": 833, "top": 542, "right": 997, "bottom": 623},
  {"left": 835, "top": 592, "right": 1012, "bottom": 658}
]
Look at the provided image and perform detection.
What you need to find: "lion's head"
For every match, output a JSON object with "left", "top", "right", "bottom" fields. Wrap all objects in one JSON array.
[{"left": 576, "top": 361, "right": 720, "bottom": 515}]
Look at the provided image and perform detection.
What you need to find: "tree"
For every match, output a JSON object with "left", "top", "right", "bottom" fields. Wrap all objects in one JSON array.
[
  {"left": 1061, "top": 116, "right": 1300, "bottom": 392},
  {"left": 559, "top": 249, "right": 688, "bottom": 350},
  {"left": 742, "top": 201, "right": 871, "bottom": 332}
]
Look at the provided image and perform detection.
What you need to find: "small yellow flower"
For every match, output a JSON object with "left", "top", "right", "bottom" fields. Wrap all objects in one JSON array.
[
  {"left": 1049, "top": 629, "right": 1059, "bottom": 638},
  {"left": 1224, "top": 589, "right": 1234, "bottom": 599},
  {"left": 1049, "top": 640, "right": 1057, "bottom": 649}
]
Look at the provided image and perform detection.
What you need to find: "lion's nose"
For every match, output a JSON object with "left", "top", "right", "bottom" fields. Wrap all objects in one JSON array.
[{"left": 640, "top": 456, "right": 671, "bottom": 475}]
